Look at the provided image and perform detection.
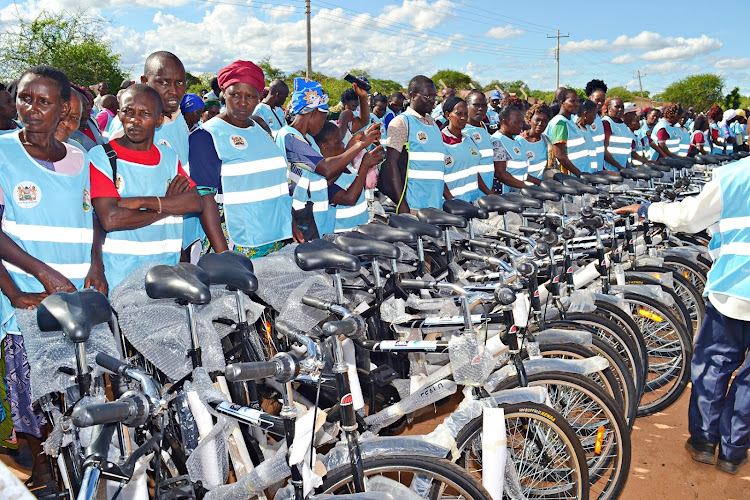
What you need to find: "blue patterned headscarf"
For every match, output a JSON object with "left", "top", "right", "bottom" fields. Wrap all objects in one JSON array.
[{"left": 291, "top": 77, "right": 329, "bottom": 115}]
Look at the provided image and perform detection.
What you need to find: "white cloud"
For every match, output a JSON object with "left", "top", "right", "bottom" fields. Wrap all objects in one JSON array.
[
  {"left": 560, "top": 39, "right": 608, "bottom": 54},
  {"left": 640, "top": 35, "right": 722, "bottom": 61},
  {"left": 485, "top": 24, "right": 524, "bottom": 40},
  {"left": 641, "top": 61, "right": 700, "bottom": 75},
  {"left": 611, "top": 54, "right": 635, "bottom": 64},
  {"left": 381, "top": 0, "right": 456, "bottom": 31},
  {"left": 611, "top": 31, "right": 668, "bottom": 51},
  {"left": 713, "top": 57, "right": 750, "bottom": 70},
  {"left": 262, "top": 4, "right": 296, "bottom": 20}
]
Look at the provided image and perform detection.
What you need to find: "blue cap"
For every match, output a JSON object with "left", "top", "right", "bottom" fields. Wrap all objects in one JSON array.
[
  {"left": 180, "top": 93, "right": 205, "bottom": 114},
  {"left": 489, "top": 89, "right": 502, "bottom": 100}
]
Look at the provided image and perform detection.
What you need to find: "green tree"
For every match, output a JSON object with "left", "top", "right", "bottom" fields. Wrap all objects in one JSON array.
[
  {"left": 724, "top": 87, "right": 741, "bottom": 110},
  {"left": 0, "top": 10, "right": 128, "bottom": 90},
  {"left": 370, "top": 78, "right": 403, "bottom": 95},
  {"left": 259, "top": 57, "right": 286, "bottom": 81},
  {"left": 431, "top": 69, "right": 473, "bottom": 90},
  {"left": 660, "top": 74, "right": 724, "bottom": 112},
  {"left": 606, "top": 86, "right": 637, "bottom": 101}
]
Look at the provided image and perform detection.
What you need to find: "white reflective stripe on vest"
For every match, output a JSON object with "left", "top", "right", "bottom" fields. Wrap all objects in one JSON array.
[
  {"left": 103, "top": 238, "right": 183, "bottom": 255},
  {"left": 710, "top": 241, "right": 750, "bottom": 259},
  {"left": 335, "top": 202, "right": 368, "bottom": 219},
  {"left": 528, "top": 160, "right": 546, "bottom": 175},
  {"left": 451, "top": 181, "right": 479, "bottom": 196},
  {"left": 568, "top": 149, "right": 589, "bottom": 160},
  {"left": 408, "top": 169, "right": 444, "bottom": 180},
  {"left": 718, "top": 217, "right": 750, "bottom": 233},
  {"left": 567, "top": 137, "right": 586, "bottom": 147},
  {"left": 608, "top": 146, "right": 632, "bottom": 155},
  {"left": 221, "top": 156, "right": 287, "bottom": 176},
  {"left": 479, "top": 148, "right": 493, "bottom": 158},
  {"left": 477, "top": 163, "right": 494, "bottom": 174},
  {"left": 222, "top": 182, "right": 289, "bottom": 204},
  {"left": 296, "top": 176, "right": 328, "bottom": 192},
  {"left": 4, "top": 261, "right": 90, "bottom": 280},
  {"left": 444, "top": 168, "right": 477, "bottom": 183},
  {"left": 409, "top": 151, "right": 446, "bottom": 162},
  {"left": 2, "top": 220, "right": 93, "bottom": 244}
]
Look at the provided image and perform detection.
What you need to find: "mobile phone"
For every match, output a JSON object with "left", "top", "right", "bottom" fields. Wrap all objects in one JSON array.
[{"left": 344, "top": 74, "right": 371, "bottom": 92}]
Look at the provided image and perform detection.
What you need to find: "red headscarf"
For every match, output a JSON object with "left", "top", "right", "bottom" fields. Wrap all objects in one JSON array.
[{"left": 217, "top": 60, "right": 265, "bottom": 94}]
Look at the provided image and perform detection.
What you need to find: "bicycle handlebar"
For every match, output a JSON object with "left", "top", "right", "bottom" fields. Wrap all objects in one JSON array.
[
  {"left": 225, "top": 352, "right": 299, "bottom": 383},
  {"left": 71, "top": 391, "right": 150, "bottom": 428}
]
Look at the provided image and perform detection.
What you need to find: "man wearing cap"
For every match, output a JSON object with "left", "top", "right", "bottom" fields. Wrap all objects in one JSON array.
[
  {"left": 275, "top": 78, "right": 380, "bottom": 240},
  {"left": 188, "top": 61, "right": 293, "bottom": 258},
  {"left": 180, "top": 93, "right": 205, "bottom": 134},
  {"left": 487, "top": 89, "right": 502, "bottom": 125},
  {"left": 253, "top": 79, "right": 289, "bottom": 136},
  {"left": 615, "top": 155, "right": 750, "bottom": 475},
  {"left": 602, "top": 98, "right": 635, "bottom": 172}
]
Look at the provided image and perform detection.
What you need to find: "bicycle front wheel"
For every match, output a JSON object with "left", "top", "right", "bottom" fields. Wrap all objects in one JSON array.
[{"left": 320, "top": 455, "right": 493, "bottom": 499}]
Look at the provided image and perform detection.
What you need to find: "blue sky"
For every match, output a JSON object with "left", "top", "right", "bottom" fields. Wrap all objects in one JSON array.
[{"left": 1, "top": 0, "right": 749, "bottom": 95}]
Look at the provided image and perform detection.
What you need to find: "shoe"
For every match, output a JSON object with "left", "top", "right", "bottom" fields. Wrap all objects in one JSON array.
[
  {"left": 685, "top": 438, "right": 716, "bottom": 464},
  {"left": 716, "top": 454, "right": 748, "bottom": 474}
]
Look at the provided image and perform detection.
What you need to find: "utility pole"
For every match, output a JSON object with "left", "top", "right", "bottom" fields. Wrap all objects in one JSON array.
[
  {"left": 305, "top": 0, "right": 312, "bottom": 79},
  {"left": 547, "top": 29, "right": 569, "bottom": 89},
  {"left": 635, "top": 70, "right": 645, "bottom": 98}
]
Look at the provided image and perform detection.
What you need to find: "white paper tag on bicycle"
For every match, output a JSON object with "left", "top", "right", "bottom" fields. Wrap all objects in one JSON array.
[
  {"left": 216, "top": 401, "right": 263, "bottom": 425},
  {"left": 482, "top": 407, "right": 506, "bottom": 499},
  {"left": 512, "top": 291, "right": 530, "bottom": 328},
  {"left": 378, "top": 340, "right": 439, "bottom": 350},
  {"left": 289, "top": 408, "right": 315, "bottom": 466}
]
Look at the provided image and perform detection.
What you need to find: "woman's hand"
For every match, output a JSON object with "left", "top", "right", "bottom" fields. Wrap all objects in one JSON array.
[
  {"left": 360, "top": 123, "right": 381, "bottom": 147},
  {"left": 361, "top": 145, "right": 385, "bottom": 169},
  {"left": 10, "top": 292, "right": 47, "bottom": 310}
]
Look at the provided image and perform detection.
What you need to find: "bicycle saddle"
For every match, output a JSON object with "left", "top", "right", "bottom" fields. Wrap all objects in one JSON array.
[
  {"left": 198, "top": 251, "right": 258, "bottom": 294},
  {"left": 388, "top": 214, "right": 442, "bottom": 239},
  {"left": 520, "top": 184, "right": 562, "bottom": 202},
  {"left": 476, "top": 194, "right": 522, "bottom": 214},
  {"left": 37, "top": 289, "right": 111, "bottom": 343},
  {"left": 356, "top": 222, "right": 417, "bottom": 244},
  {"left": 580, "top": 172, "right": 620, "bottom": 185},
  {"left": 334, "top": 233, "right": 401, "bottom": 260},
  {"left": 442, "top": 199, "right": 489, "bottom": 220},
  {"left": 619, "top": 168, "right": 652, "bottom": 181},
  {"left": 553, "top": 174, "right": 599, "bottom": 194},
  {"left": 416, "top": 208, "right": 468, "bottom": 229},
  {"left": 145, "top": 263, "right": 211, "bottom": 305},
  {"left": 699, "top": 154, "right": 721, "bottom": 164},
  {"left": 502, "top": 192, "right": 543, "bottom": 209},
  {"left": 540, "top": 179, "right": 579, "bottom": 196},
  {"left": 294, "top": 239, "right": 361, "bottom": 273}
]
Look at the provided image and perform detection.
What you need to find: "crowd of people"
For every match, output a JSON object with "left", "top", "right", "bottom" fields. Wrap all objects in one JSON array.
[{"left": 0, "top": 51, "right": 749, "bottom": 494}]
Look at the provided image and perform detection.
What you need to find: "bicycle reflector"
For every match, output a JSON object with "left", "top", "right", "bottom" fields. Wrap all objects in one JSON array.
[
  {"left": 683, "top": 271, "right": 691, "bottom": 280},
  {"left": 638, "top": 308, "right": 663, "bottom": 322},
  {"left": 595, "top": 425, "right": 606, "bottom": 454}
]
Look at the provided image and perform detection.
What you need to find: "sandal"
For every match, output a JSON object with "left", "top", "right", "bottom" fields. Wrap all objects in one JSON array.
[{"left": 24, "top": 472, "right": 60, "bottom": 499}]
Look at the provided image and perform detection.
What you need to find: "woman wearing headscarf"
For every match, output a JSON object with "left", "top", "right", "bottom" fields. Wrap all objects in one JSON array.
[
  {"left": 275, "top": 78, "right": 380, "bottom": 241},
  {"left": 440, "top": 96, "right": 482, "bottom": 201},
  {"left": 602, "top": 97, "right": 635, "bottom": 172},
  {"left": 69, "top": 84, "right": 105, "bottom": 150},
  {"left": 189, "top": 60, "right": 292, "bottom": 259}
]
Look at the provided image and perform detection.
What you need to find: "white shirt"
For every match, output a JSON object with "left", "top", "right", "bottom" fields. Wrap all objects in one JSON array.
[{"left": 647, "top": 178, "right": 750, "bottom": 320}]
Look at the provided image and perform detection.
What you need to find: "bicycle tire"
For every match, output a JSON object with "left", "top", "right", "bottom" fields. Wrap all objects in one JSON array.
[
  {"left": 662, "top": 255, "right": 707, "bottom": 296},
  {"left": 455, "top": 401, "right": 590, "bottom": 500},
  {"left": 537, "top": 339, "right": 637, "bottom": 428},
  {"left": 320, "top": 455, "right": 493, "bottom": 499},
  {"left": 591, "top": 299, "right": 648, "bottom": 383},
  {"left": 494, "top": 371, "right": 631, "bottom": 500},
  {"left": 622, "top": 292, "right": 693, "bottom": 417},
  {"left": 624, "top": 271, "right": 693, "bottom": 340}
]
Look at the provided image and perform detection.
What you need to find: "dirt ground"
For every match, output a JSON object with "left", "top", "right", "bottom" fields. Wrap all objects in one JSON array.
[{"left": 1, "top": 384, "right": 747, "bottom": 499}]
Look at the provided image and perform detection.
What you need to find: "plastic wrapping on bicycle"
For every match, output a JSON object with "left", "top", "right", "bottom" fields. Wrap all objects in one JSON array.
[
  {"left": 294, "top": 239, "right": 361, "bottom": 272},
  {"left": 198, "top": 251, "right": 258, "bottom": 294},
  {"left": 71, "top": 392, "right": 150, "bottom": 428},
  {"left": 442, "top": 198, "right": 489, "bottom": 219},
  {"left": 225, "top": 352, "right": 298, "bottom": 383},
  {"left": 388, "top": 214, "right": 442, "bottom": 238},
  {"left": 145, "top": 263, "right": 211, "bottom": 304},
  {"left": 37, "top": 289, "right": 111, "bottom": 343},
  {"left": 334, "top": 233, "right": 401, "bottom": 260},
  {"left": 475, "top": 194, "right": 523, "bottom": 214}
]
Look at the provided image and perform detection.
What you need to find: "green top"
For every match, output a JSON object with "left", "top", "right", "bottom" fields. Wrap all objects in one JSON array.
[{"left": 549, "top": 119, "right": 569, "bottom": 144}]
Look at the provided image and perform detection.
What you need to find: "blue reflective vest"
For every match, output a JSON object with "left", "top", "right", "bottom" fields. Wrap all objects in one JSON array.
[
  {"left": 651, "top": 119, "right": 680, "bottom": 158},
  {"left": 463, "top": 124, "right": 495, "bottom": 189},
  {"left": 276, "top": 125, "right": 335, "bottom": 236},
  {"left": 633, "top": 129, "right": 655, "bottom": 166},
  {"left": 370, "top": 113, "right": 388, "bottom": 142},
  {"left": 333, "top": 166, "right": 370, "bottom": 232},
  {"left": 602, "top": 116, "right": 634, "bottom": 171},
  {"left": 89, "top": 144, "right": 182, "bottom": 289},
  {"left": 548, "top": 115, "right": 595, "bottom": 174},
  {"left": 517, "top": 135, "right": 549, "bottom": 180},
  {"left": 254, "top": 103, "right": 285, "bottom": 134},
  {"left": 495, "top": 133, "right": 528, "bottom": 193},
  {"left": 0, "top": 133, "right": 92, "bottom": 293},
  {"left": 705, "top": 160, "right": 750, "bottom": 300},
  {"left": 202, "top": 118, "right": 292, "bottom": 247},
  {"left": 587, "top": 115, "right": 605, "bottom": 171},
  {"left": 443, "top": 134, "right": 481, "bottom": 202},
  {"left": 402, "top": 113, "right": 445, "bottom": 210}
]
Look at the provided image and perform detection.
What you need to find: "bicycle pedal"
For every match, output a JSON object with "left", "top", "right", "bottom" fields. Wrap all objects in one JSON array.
[
  {"left": 369, "top": 364, "right": 399, "bottom": 387},
  {"left": 155, "top": 475, "right": 196, "bottom": 500}
]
